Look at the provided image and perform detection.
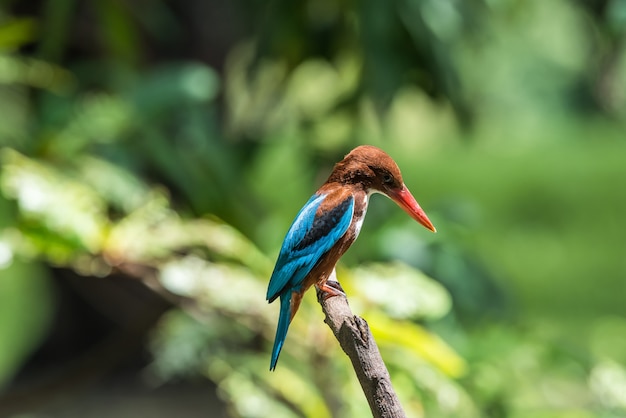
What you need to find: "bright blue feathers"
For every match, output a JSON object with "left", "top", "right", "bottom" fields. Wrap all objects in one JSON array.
[
  {"left": 267, "top": 192, "right": 355, "bottom": 370},
  {"left": 266, "top": 194, "right": 324, "bottom": 301},
  {"left": 270, "top": 295, "right": 292, "bottom": 371},
  {"left": 266, "top": 193, "right": 354, "bottom": 302}
]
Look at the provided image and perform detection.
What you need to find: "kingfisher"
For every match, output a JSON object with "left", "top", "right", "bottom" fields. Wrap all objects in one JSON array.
[{"left": 266, "top": 145, "right": 436, "bottom": 371}]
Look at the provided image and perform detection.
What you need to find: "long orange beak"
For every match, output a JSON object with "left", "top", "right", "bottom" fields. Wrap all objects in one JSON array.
[{"left": 388, "top": 185, "right": 436, "bottom": 232}]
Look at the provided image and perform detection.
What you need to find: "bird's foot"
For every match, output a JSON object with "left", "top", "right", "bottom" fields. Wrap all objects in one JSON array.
[{"left": 316, "top": 280, "right": 346, "bottom": 301}]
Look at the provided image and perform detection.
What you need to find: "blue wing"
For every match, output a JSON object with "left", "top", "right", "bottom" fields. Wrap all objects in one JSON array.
[{"left": 266, "top": 193, "right": 354, "bottom": 302}]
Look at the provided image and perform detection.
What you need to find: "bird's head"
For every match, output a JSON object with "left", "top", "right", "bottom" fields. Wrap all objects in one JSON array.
[{"left": 328, "top": 145, "right": 436, "bottom": 232}]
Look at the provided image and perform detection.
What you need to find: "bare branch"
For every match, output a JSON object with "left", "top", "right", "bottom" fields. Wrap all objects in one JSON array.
[{"left": 316, "top": 270, "right": 406, "bottom": 418}]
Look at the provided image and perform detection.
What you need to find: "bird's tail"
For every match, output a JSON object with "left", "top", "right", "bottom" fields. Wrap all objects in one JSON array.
[{"left": 270, "top": 293, "right": 293, "bottom": 371}]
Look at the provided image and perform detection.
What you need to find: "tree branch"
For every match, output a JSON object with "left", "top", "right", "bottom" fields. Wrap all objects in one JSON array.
[{"left": 316, "top": 270, "right": 406, "bottom": 418}]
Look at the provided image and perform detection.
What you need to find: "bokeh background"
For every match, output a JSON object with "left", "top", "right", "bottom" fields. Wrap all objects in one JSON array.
[{"left": 1, "top": 0, "right": 626, "bottom": 417}]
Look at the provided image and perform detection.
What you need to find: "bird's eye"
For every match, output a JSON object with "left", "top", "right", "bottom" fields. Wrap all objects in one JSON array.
[{"left": 382, "top": 173, "right": 393, "bottom": 184}]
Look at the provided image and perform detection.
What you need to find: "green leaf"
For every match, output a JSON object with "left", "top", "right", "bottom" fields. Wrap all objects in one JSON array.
[{"left": 0, "top": 259, "right": 54, "bottom": 389}]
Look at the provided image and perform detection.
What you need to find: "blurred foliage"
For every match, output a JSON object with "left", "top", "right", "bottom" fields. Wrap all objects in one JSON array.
[{"left": 1, "top": 0, "right": 626, "bottom": 417}]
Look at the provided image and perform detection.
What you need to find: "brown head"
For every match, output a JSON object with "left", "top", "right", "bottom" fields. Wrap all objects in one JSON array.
[{"left": 327, "top": 145, "right": 436, "bottom": 232}]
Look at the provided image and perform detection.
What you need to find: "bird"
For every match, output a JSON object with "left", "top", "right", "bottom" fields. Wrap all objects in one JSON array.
[{"left": 266, "top": 145, "right": 436, "bottom": 371}]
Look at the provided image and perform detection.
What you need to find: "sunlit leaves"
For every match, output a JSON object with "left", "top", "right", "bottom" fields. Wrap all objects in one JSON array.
[
  {"left": 354, "top": 262, "right": 451, "bottom": 321},
  {"left": 0, "top": 239, "right": 12, "bottom": 269},
  {"left": 589, "top": 360, "right": 626, "bottom": 412},
  {"left": 159, "top": 256, "right": 266, "bottom": 317},
  {"left": 77, "top": 156, "right": 150, "bottom": 213},
  {"left": 369, "top": 313, "right": 466, "bottom": 378},
  {"left": 1, "top": 149, "right": 108, "bottom": 258}
]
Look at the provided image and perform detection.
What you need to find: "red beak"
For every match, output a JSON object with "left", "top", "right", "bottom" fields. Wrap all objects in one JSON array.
[{"left": 388, "top": 185, "right": 436, "bottom": 232}]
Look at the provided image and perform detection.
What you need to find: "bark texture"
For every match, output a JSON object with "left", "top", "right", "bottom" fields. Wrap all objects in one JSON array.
[{"left": 316, "top": 270, "right": 406, "bottom": 418}]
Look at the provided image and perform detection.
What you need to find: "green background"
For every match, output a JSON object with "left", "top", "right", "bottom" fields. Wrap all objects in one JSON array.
[{"left": 0, "top": 0, "right": 625, "bottom": 417}]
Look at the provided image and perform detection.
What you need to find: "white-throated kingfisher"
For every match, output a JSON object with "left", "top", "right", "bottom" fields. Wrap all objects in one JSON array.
[{"left": 266, "top": 145, "right": 436, "bottom": 370}]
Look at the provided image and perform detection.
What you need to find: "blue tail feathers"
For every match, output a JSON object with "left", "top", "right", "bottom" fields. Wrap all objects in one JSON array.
[{"left": 269, "top": 293, "right": 292, "bottom": 371}]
